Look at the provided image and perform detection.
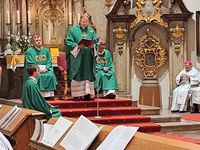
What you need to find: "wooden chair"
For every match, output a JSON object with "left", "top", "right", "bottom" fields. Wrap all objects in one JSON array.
[{"left": 54, "top": 53, "right": 70, "bottom": 99}]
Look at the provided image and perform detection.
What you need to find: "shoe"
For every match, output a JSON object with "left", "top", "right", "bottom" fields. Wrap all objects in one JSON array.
[
  {"left": 105, "top": 93, "right": 116, "bottom": 99},
  {"left": 191, "top": 104, "right": 199, "bottom": 113},
  {"left": 171, "top": 110, "right": 179, "bottom": 113},
  {"left": 84, "top": 94, "right": 94, "bottom": 101},
  {"left": 179, "top": 111, "right": 187, "bottom": 113}
]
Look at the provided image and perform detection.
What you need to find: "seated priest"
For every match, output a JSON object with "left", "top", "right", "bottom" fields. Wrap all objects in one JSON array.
[
  {"left": 24, "top": 34, "right": 57, "bottom": 99},
  {"left": 22, "top": 64, "right": 61, "bottom": 118},
  {"left": 95, "top": 39, "right": 118, "bottom": 99},
  {"left": 171, "top": 60, "right": 200, "bottom": 113}
]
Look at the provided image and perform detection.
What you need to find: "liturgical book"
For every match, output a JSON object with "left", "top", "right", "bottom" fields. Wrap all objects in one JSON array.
[
  {"left": 96, "top": 125, "right": 139, "bottom": 150},
  {"left": 78, "top": 38, "right": 100, "bottom": 47},
  {"left": 60, "top": 115, "right": 103, "bottom": 150},
  {"left": 0, "top": 105, "right": 22, "bottom": 129}
]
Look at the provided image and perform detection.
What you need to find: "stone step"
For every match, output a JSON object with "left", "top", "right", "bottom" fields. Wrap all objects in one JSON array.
[
  {"left": 139, "top": 105, "right": 161, "bottom": 115},
  {"left": 149, "top": 114, "right": 181, "bottom": 123},
  {"left": 157, "top": 120, "right": 200, "bottom": 132}
]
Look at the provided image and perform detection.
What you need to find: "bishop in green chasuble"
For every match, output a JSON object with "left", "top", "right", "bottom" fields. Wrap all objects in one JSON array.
[
  {"left": 22, "top": 65, "right": 61, "bottom": 118},
  {"left": 65, "top": 14, "right": 99, "bottom": 99},
  {"left": 24, "top": 35, "right": 57, "bottom": 97},
  {"left": 95, "top": 40, "right": 118, "bottom": 99}
]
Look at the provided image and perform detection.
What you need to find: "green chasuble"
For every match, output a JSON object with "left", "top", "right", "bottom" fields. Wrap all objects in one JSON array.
[
  {"left": 24, "top": 47, "right": 57, "bottom": 91},
  {"left": 95, "top": 49, "right": 118, "bottom": 91},
  {"left": 22, "top": 77, "right": 61, "bottom": 118},
  {"left": 65, "top": 24, "right": 98, "bottom": 81}
]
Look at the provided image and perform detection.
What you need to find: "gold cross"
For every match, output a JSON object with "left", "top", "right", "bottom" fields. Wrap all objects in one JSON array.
[{"left": 81, "top": 32, "right": 88, "bottom": 38}]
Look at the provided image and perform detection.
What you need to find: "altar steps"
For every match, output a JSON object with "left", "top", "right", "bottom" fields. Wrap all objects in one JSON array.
[{"left": 48, "top": 98, "right": 161, "bottom": 132}]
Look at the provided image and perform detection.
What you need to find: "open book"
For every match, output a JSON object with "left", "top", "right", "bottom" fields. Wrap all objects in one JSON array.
[
  {"left": 0, "top": 105, "right": 22, "bottom": 129},
  {"left": 60, "top": 115, "right": 103, "bottom": 150},
  {"left": 96, "top": 125, "right": 139, "bottom": 150},
  {"left": 31, "top": 117, "right": 73, "bottom": 147},
  {"left": 78, "top": 37, "right": 100, "bottom": 47}
]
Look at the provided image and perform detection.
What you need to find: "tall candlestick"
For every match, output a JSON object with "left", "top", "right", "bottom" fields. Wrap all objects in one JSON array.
[
  {"left": 17, "top": 10, "right": 20, "bottom": 23},
  {"left": 69, "top": 13, "right": 72, "bottom": 25},
  {"left": 28, "top": 11, "right": 31, "bottom": 23},
  {"left": 7, "top": 11, "right": 10, "bottom": 24}
]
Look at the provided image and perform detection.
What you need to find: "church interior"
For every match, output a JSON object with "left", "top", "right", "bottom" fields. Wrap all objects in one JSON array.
[{"left": 1, "top": 0, "right": 200, "bottom": 149}]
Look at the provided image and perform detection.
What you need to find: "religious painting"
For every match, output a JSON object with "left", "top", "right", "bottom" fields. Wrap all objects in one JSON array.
[{"left": 196, "top": 11, "right": 200, "bottom": 56}]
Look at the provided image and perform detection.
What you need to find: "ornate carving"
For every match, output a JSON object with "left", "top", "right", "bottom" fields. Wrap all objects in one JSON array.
[
  {"left": 130, "top": 0, "right": 168, "bottom": 28},
  {"left": 105, "top": 0, "right": 113, "bottom": 7},
  {"left": 134, "top": 29, "right": 167, "bottom": 77},
  {"left": 44, "top": 9, "right": 62, "bottom": 44},
  {"left": 113, "top": 26, "right": 128, "bottom": 39},
  {"left": 169, "top": 24, "right": 185, "bottom": 55}
]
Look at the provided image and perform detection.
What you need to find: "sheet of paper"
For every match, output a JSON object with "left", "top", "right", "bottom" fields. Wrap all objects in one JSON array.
[
  {"left": 60, "top": 115, "right": 102, "bottom": 150},
  {"left": 96, "top": 125, "right": 139, "bottom": 150},
  {"left": 38, "top": 65, "right": 46, "bottom": 70},
  {"left": 41, "top": 117, "right": 73, "bottom": 147}
]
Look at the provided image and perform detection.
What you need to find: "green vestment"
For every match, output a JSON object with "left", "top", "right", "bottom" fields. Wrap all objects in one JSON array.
[
  {"left": 24, "top": 47, "right": 57, "bottom": 91},
  {"left": 95, "top": 49, "right": 118, "bottom": 91},
  {"left": 65, "top": 24, "right": 98, "bottom": 81},
  {"left": 22, "top": 77, "right": 61, "bottom": 118}
]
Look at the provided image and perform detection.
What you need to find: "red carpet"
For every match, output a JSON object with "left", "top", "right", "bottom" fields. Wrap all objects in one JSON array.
[
  {"left": 151, "top": 132, "right": 200, "bottom": 144},
  {"left": 181, "top": 114, "right": 200, "bottom": 122},
  {"left": 48, "top": 98, "right": 160, "bottom": 132}
]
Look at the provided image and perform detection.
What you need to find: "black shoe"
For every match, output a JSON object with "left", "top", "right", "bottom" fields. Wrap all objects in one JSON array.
[
  {"left": 179, "top": 111, "right": 187, "bottom": 113},
  {"left": 171, "top": 110, "right": 179, "bottom": 113},
  {"left": 105, "top": 93, "right": 116, "bottom": 99},
  {"left": 84, "top": 94, "right": 94, "bottom": 101},
  {"left": 191, "top": 104, "right": 199, "bottom": 113}
]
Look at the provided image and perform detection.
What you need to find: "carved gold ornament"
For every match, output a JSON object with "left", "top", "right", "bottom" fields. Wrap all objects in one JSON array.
[
  {"left": 169, "top": 24, "right": 185, "bottom": 56},
  {"left": 130, "top": 0, "right": 168, "bottom": 28},
  {"left": 134, "top": 29, "right": 167, "bottom": 77},
  {"left": 113, "top": 27, "right": 128, "bottom": 39}
]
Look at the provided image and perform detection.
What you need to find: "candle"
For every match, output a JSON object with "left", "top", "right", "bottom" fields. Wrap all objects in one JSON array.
[
  {"left": 130, "top": 0, "right": 133, "bottom": 9},
  {"left": 7, "top": 11, "right": 10, "bottom": 24},
  {"left": 69, "top": 12, "right": 72, "bottom": 25},
  {"left": 168, "top": 0, "right": 171, "bottom": 9},
  {"left": 77, "top": 13, "right": 80, "bottom": 23},
  {"left": 17, "top": 10, "right": 20, "bottom": 23},
  {"left": 28, "top": 11, "right": 31, "bottom": 23}
]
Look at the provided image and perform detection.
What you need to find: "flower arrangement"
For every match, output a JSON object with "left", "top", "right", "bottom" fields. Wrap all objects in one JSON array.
[{"left": 11, "top": 33, "right": 31, "bottom": 54}]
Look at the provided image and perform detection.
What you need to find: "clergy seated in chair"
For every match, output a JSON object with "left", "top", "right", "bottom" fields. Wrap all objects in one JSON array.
[
  {"left": 95, "top": 39, "right": 118, "bottom": 99},
  {"left": 171, "top": 60, "right": 200, "bottom": 113},
  {"left": 24, "top": 34, "right": 57, "bottom": 99},
  {"left": 22, "top": 64, "right": 61, "bottom": 118}
]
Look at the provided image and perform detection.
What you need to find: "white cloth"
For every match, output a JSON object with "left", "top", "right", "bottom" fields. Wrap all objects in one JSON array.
[
  {"left": 0, "top": 132, "right": 13, "bottom": 150},
  {"left": 190, "top": 87, "right": 200, "bottom": 105},
  {"left": 171, "top": 67, "right": 200, "bottom": 111},
  {"left": 71, "top": 80, "right": 95, "bottom": 98}
]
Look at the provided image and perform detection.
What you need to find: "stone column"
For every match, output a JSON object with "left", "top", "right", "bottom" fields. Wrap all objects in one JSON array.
[{"left": 21, "top": 0, "right": 27, "bottom": 34}]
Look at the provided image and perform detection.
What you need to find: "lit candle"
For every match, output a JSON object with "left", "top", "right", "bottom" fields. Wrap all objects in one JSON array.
[
  {"left": 77, "top": 13, "right": 80, "bottom": 23},
  {"left": 28, "top": 11, "right": 31, "bottom": 23},
  {"left": 17, "top": 10, "right": 20, "bottom": 23},
  {"left": 7, "top": 11, "right": 10, "bottom": 24},
  {"left": 69, "top": 12, "right": 72, "bottom": 25}
]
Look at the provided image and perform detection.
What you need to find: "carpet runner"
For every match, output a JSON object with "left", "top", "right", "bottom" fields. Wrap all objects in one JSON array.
[
  {"left": 48, "top": 98, "right": 160, "bottom": 132},
  {"left": 181, "top": 114, "right": 200, "bottom": 122}
]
